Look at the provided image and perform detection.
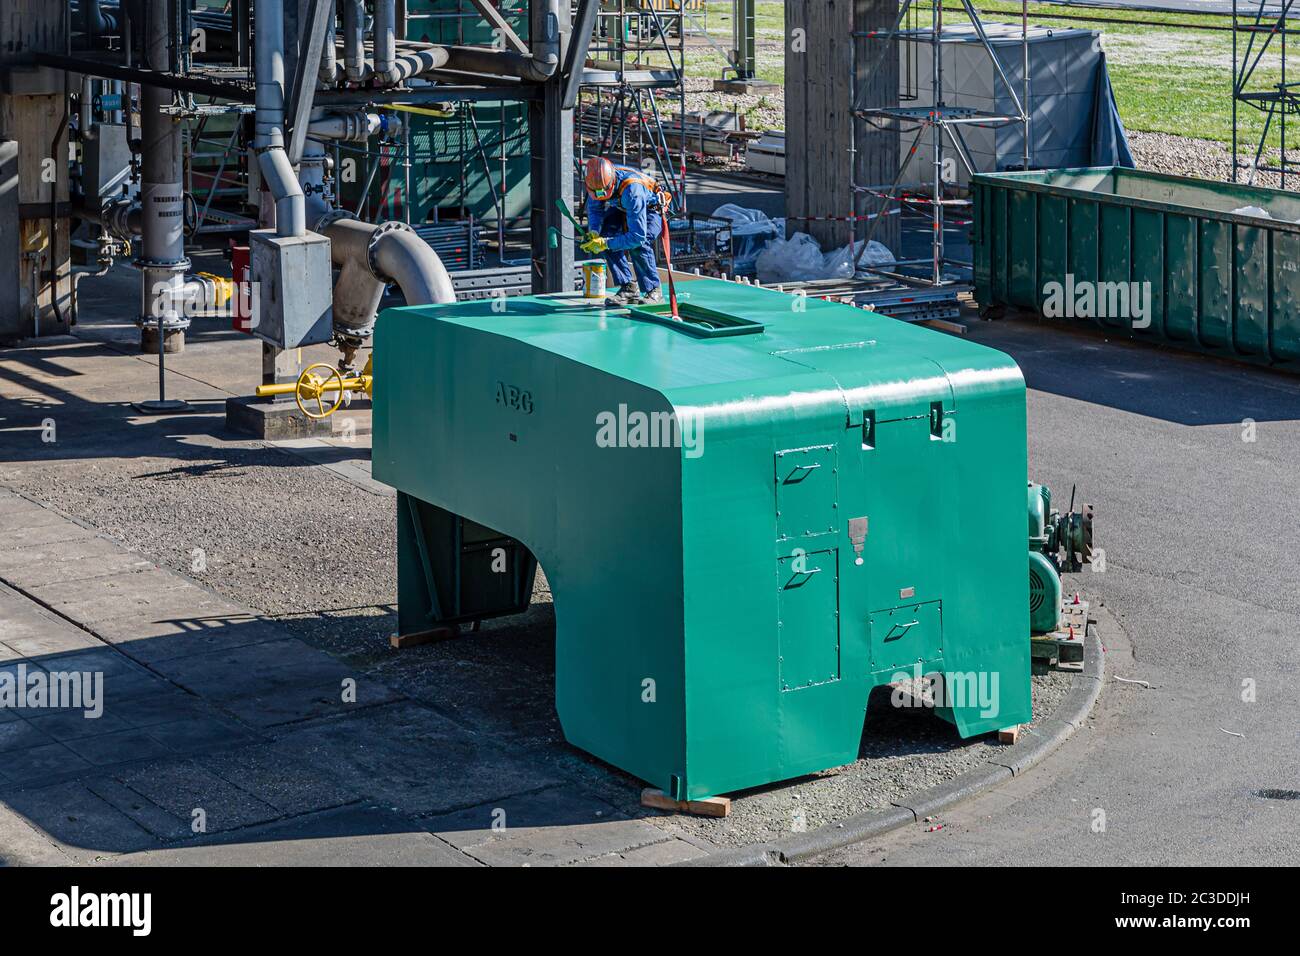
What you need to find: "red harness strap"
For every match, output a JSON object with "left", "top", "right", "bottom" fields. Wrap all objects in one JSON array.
[{"left": 658, "top": 217, "right": 680, "bottom": 320}]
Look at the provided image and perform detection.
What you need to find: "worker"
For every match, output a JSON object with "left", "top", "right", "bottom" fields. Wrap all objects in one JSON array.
[{"left": 580, "top": 157, "right": 673, "bottom": 306}]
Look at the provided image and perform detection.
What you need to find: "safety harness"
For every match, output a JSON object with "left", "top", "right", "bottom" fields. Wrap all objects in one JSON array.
[{"left": 617, "top": 171, "right": 674, "bottom": 212}]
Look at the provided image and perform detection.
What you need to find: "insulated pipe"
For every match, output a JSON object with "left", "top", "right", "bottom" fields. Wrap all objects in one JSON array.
[
  {"left": 138, "top": 0, "right": 188, "bottom": 345},
  {"left": 389, "top": 48, "right": 451, "bottom": 84},
  {"left": 306, "top": 110, "right": 399, "bottom": 142},
  {"left": 318, "top": 0, "right": 338, "bottom": 85},
  {"left": 374, "top": 0, "right": 398, "bottom": 85},
  {"left": 80, "top": 74, "right": 95, "bottom": 140},
  {"left": 341, "top": 0, "right": 365, "bottom": 83},
  {"left": 370, "top": 222, "right": 456, "bottom": 306},
  {"left": 317, "top": 212, "right": 456, "bottom": 340},
  {"left": 440, "top": 46, "right": 546, "bottom": 81},
  {"left": 82, "top": 0, "right": 119, "bottom": 35},
  {"left": 254, "top": 0, "right": 306, "bottom": 236},
  {"left": 525, "top": 0, "right": 562, "bottom": 81},
  {"left": 437, "top": 0, "right": 561, "bottom": 82},
  {"left": 79, "top": 195, "right": 142, "bottom": 238},
  {"left": 316, "top": 213, "right": 386, "bottom": 339}
]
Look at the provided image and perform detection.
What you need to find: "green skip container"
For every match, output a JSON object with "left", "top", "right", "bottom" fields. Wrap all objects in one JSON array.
[{"left": 973, "top": 166, "right": 1300, "bottom": 369}]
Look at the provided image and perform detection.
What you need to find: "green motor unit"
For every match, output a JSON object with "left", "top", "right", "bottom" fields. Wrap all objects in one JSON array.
[
  {"left": 1027, "top": 482, "right": 1095, "bottom": 634},
  {"left": 374, "top": 280, "right": 1042, "bottom": 800}
]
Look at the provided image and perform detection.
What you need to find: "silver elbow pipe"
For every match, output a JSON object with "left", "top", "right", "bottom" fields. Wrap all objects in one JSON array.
[
  {"left": 319, "top": 0, "right": 339, "bottom": 85},
  {"left": 370, "top": 222, "right": 456, "bottom": 305},
  {"left": 524, "top": 0, "right": 562, "bottom": 82},
  {"left": 317, "top": 212, "right": 456, "bottom": 340},
  {"left": 439, "top": 0, "right": 560, "bottom": 84},
  {"left": 258, "top": 149, "right": 306, "bottom": 237},
  {"left": 342, "top": 0, "right": 366, "bottom": 82},
  {"left": 374, "top": 0, "right": 398, "bottom": 85},
  {"left": 317, "top": 213, "right": 386, "bottom": 339},
  {"left": 254, "top": 0, "right": 305, "bottom": 237}
]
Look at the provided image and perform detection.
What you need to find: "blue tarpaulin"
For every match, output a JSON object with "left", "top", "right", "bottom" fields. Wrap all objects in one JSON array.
[{"left": 1091, "top": 53, "right": 1135, "bottom": 167}]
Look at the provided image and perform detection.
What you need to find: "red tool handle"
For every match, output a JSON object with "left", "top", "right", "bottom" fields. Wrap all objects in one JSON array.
[{"left": 659, "top": 218, "right": 680, "bottom": 320}]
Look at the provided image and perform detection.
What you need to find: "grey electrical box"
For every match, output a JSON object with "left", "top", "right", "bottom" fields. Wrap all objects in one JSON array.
[
  {"left": 249, "top": 228, "right": 333, "bottom": 348},
  {"left": 83, "top": 124, "right": 136, "bottom": 206}
]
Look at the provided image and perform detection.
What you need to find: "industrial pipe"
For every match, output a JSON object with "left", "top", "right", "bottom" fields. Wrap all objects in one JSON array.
[
  {"left": 318, "top": 0, "right": 338, "bottom": 85},
  {"left": 254, "top": 0, "right": 306, "bottom": 237},
  {"left": 80, "top": 0, "right": 119, "bottom": 36},
  {"left": 341, "top": 0, "right": 366, "bottom": 83},
  {"left": 138, "top": 0, "right": 189, "bottom": 351},
  {"left": 306, "top": 110, "right": 398, "bottom": 142},
  {"left": 316, "top": 212, "right": 385, "bottom": 341},
  {"left": 78, "top": 195, "right": 141, "bottom": 238},
  {"left": 525, "top": 0, "right": 563, "bottom": 81},
  {"left": 80, "top": 75, "right": 95, "bottom": 140},
  {"left": 389, "top": 48, "right": 451, "bottom": 84},
  {"left": 317, "top": 212, "right": 456, "bottom": 342},
  {"left": 374, "top": 0, "right": 398, "bottom": 85},
  {"left": 438, "top": 0, "right": 561, "bottom": 82},
  {"left": 371, "top": 222, "right": 457, "bottom": 306}
]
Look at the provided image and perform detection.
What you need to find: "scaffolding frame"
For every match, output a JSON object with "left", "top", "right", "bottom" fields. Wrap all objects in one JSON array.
[
  {"left": 851, "top": 0, "right": 1030, "bottom": 288},
  {"left": 1232, "top": 0, "right": 1300, "bottom": 186},
  {"left": 575, "top": 1, "right": 689, "bottom": 213}
]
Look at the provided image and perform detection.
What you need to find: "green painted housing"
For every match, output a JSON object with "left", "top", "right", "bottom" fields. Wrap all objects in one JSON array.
[
  {"left": 372, "top": 280, "right": 1033, "bottom": 799},
  {"left": 974, "top": 166, "right": 1300, "bottom": 369}
]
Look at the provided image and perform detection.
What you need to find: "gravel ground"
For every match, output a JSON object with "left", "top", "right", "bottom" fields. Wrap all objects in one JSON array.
[
  {"left": 682, "top": 74, "right": 783, "bottom": 133},
  {"left": 2, "top": 428, "right": 1077, "bottom": 849},
  {"left": 668, "top": 669, "right": 1073, "bottom": 847},
  {"left": 1128, "top": 130, "right": 1286, "bottom": 189}
]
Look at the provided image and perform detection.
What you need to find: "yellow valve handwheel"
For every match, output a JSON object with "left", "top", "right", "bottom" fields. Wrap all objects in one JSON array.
[{"left": 295, "top": 363, "right": 346, "bottom": 420}]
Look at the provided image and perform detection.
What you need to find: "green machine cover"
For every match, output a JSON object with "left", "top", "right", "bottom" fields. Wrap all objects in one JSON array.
[{"left": 372, "top": 279, "right": 1031, "bottom": 800}]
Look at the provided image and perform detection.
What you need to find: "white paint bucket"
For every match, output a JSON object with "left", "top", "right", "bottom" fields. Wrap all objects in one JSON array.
[{"left": 582, "top": 262, "right": 607, "bottom": 300}]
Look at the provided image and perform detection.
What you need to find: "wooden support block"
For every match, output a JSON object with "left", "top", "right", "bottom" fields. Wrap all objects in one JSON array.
[
  {"left": 998, "top": 726, "right": 1021, "bottom": 745},
  {"left": 389, "top": 625, "right": 458, "bottom": 649},
  {"left": 921, "top": 318, "right": 969, "bottom": 335},
  {"left": 641, "top": 787, "right": 731, "bottom": 818}
]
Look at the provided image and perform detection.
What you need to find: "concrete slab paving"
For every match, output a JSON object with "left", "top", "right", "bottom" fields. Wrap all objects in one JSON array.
[
  {"left": 1, "top": 742, "right": 96, "bottom": 787},
  {"left": 574, "top": 837, "right": 710, "bottom": 867},
  {"left": 2, "top": 551, "right": 158, "bottom": 591},
  {"left": 90, "top": 614, "right": 286, "bottom": 663},
  {"left": 0, "top": 720, "right": 58, "bottom": 753},
  {"left": 108, "top": 759, "right": 285, "bottom": 834},
  {"left": 25, "top": 708, "right": 133, "bottom": 741},
  {"left": 193, "top": 743, "right": 367, "bottom": 815},
  {"left": 83, "top": 776, "right": 195, "bottom": 844},
  {"left": 2, "top": 520, "right": 99, "bottom": 549},
  {"left": 113, "top": 805, "right": 479, "bottom": 867},
  {"left": 0, "top": 532, "right": 148, "bottom": 572},
  {"left": 0, "top": 781, "right": 164, "bottom": 864},
  {"left": 423, "top": 786, "right": 667, "bottom": 867},
  {"left": 0, "top": 800, "right": 75, "bottom": 865},
  {"left": 28, "top": 569, "right": 194, "bottom": 612}
]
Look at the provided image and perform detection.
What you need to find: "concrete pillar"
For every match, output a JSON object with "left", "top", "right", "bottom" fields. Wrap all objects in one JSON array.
[
  {"left": 0, "top": 0, "right": 73, "bottom": 341},
  {"left": 784, "top": 0, "right": 899, "bottom": 256}
]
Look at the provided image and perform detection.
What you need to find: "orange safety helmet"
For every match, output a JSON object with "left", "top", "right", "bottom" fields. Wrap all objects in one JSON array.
[{"left": 584, "top": 157, "right": 617, "bottom": 201}]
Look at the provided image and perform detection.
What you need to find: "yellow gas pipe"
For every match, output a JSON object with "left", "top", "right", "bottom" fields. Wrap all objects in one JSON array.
[{"left": 254, "top": 355, "right": 373, "bottom": 420}]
